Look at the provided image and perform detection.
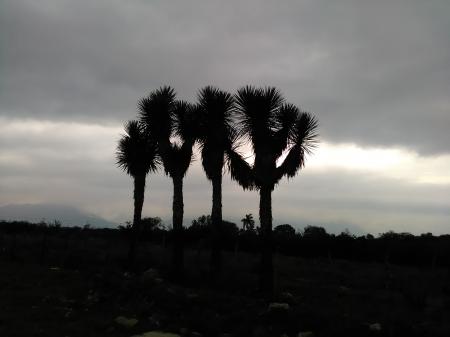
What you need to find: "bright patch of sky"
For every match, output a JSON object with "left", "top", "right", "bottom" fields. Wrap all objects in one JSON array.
[{"left": 308, "top": 142, "right": 450, "bottom": 185}]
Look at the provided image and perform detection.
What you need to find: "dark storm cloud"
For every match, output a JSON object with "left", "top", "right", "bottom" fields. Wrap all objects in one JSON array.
[{"left": 1, "top": 0, "right": 450, "bottom": 154}]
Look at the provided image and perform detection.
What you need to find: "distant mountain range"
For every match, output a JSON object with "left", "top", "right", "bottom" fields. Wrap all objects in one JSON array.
[{"left": 0, "top": 203, "right": 118, "bottom": 228}]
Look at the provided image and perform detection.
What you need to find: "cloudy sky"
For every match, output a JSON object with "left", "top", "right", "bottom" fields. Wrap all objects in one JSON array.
[{"left": 1, "top": 0, "right": 449, "bottom": 234}]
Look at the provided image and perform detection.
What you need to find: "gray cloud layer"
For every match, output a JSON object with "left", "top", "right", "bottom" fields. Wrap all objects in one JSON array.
[{"left": 2, "top": 0, "right": 450, "bottom": 154}]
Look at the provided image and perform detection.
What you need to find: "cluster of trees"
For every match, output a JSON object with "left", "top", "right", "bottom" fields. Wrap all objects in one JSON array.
[
  {"left": 116, "top": 85, "right": 318, "bottom": 297},
  {"left": 3, "top": 219, "right": 448, "bottom": 270},
  {"left": 120, "top": 219, "right": 450, "bottom": 269}
]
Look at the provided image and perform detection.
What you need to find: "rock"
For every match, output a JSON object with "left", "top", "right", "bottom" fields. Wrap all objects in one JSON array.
[
  {"left": 114, "top": 316, "right": 139, "bottom": 328},
  {"left": 279, "top": 292, "right": 295, "bottom": 304},
  {"left": 86, "top": 291, "right": 99, "bottom": 305},
  {"left": 148, "top": 315, "right": 160, "bottom": 328},
  {"left": 338, "top": 286, "right": 350, "bottom": 294},
  {"left": 252, "top": 325, "right": 267, "bottom": 337},
  {"left": 132, "top": 332, "right": 181, "bottom": 337},
  {"left": 186, "top": 292, "right": 199, "bottom": 300},
  {"left": 142, "top": 268, "right": 160, "bottom": 280},
  {"left": 142, "top": 269, "right": 163, "bottom": 285},
  {"left": 298, "top": 332, "right": 314, "bottom": 337},
  {"left": 166, "top": 287, "right": 176, "bottom": 294},
  {"left": 64, "top": 309, "right": 73, "bottom": 318},
  {"left": 179, "top": 327, "right": 189, "bottom": 335},
  {"left": 153, "top": 277, "right": 164, "bottom": 285},
  {"left": 268, "top": 302, "right": 290, "bottom": 311},
  {"left": 369, "top": 323, "right": 382, "bottom": 331}
]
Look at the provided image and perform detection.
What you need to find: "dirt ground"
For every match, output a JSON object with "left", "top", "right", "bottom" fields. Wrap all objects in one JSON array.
[{"left": 1, "top": 235, "right": 450, "bottom": 337}]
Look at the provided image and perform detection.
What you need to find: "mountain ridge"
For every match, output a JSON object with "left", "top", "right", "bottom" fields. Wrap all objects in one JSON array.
[{"left": 0, "top": 203, "right": 118, "bottom": 228}]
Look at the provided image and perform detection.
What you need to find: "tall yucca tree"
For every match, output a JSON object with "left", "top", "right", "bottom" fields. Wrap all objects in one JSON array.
[
  {"left": 116, "top": 120, "right": 160, "bottom": 268},
  {"left": 139, "top": 86, "right": 197, "bottom": 276},
  {"left": 227, "top": 86, "right": 318, "bottom": 297},
  {"left": 196, "top": 86, "right": 236, "bottom": 277}
]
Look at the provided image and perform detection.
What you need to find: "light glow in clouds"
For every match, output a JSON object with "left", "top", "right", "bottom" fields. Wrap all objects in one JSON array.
[{"left": 308, "top": 142, "right": 450, "bottom": 185}]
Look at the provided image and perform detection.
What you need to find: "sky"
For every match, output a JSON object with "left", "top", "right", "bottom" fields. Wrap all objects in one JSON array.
[{"left": 1, "top": 0, "right": 449, "bottom": 234}]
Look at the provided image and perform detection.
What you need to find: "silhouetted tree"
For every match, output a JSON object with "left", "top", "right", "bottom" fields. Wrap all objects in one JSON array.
[
  {"left": 241, "top": 213, "right": 256, "bottom": 231},
  {"left": 116, "top": 120, "right": 159, "bottom": 267},
  {"left": 196, "top": 86, "right": 236, "bottom": 277},
  {"left": 141, "top": 217, "right": 164, "bottom": 231},
  {"left": 227, "top": 86, "right": 318, "bottom": 297},
  {"left": 191, "top": 215, "right": 212, "bottom": 228},
  {"left": 303, "top": 225, "right": 328, "bottom": 239},
  {"left": 274, "top": 224, "right": 296, "bottom": 236},
  {"left": 139, "top": 87, "right": 197, "bottom": 276}
]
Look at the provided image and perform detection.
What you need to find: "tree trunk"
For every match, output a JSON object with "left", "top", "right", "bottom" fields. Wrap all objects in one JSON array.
[
  {"left": 210, "top": 175, "right": 223, "bottom": 279},
  {"left": 259, "top": 186, "right": 274, "bottom": 299},
  {"left": 127, "top": 173, "right": 146, "bottom": 269},
  {"left": 172, "top": 176, "right": 184, "bottom": 277},
  {"left": 39, "top": 232, "right": 48, "bottom": 264}
]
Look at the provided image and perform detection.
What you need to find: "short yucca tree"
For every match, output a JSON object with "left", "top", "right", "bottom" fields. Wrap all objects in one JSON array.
[
  {"left": 139, "top": 86, "right": 197, "bottom": 276},
  {"left": 116, "top": 120, "right": 160, "bottom": 268}
]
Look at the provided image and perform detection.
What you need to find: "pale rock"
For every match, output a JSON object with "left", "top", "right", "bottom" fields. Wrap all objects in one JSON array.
[
  {"left": 279, "top": 291, "right": 295, "bottom": 303},
  {"left": 142, "top": 268, "right": 160, "bottom": 280},
  {"left": 179, "top": 327, "right": 189, "bottom": 335},
  {"left": 115, "top": 316, "right": 138, "bottom": 328},
  {"left": 131, "top": 332, "right": 180, "bottom": 337},
  {"left": 298, "top": 332, "right": 314, "bottom": 337},
  {"left": 268, "top": 302, "right": 290, "bottom": 311},
  {"left": 369, "top": 323, "right": 382, "bottom": 331}
]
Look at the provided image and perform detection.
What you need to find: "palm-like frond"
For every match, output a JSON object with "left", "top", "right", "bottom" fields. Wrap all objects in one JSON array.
[
  {"left": 138, "top": 87, "right": 196, "bottom": 179},
  {"left": 234, "top": 86, "right": 284, "bottom": 153},
  {"left": 226, "top": 147, "right": 254, "bottom": 190},
  {"left": 290, "top": 111, "right": 319, "bottom": 154},
  {"left": 274, "top": 144, "right": 304, "bottom": 183},
  {"left": 230, "top": 86, "right": 318, "bottom": 191},
  {"left": 173, "top": 100, "right": 199, "bottom": 143},
  {"left": 196, "top": 86, "right": 236, "bottom": 180},
  {"left": 138, "top": 86, "right": 176, "bottom": 143},
  {"left": 116, "top": 120, "right": 160, "bottom": 177},
  {"left": 274, "top": 111, "right": 319, "bottom": 183},
  {"left": 201, "top": 143, "right": 224, "bottom": 180},
  {"left": 272, "top": 103, "right": 299, "bottom": 158},
  {"left": 197, "top": 86, "right": 234, "bottom": 142},
  {"left": 162, "top": 141, "right": 194, "bottom": 178}
]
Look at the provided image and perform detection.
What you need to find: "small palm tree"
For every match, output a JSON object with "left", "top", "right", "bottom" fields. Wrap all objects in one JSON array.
[
  {"left": 241, "top": 213, "right": 255, "bottom": 231},
  {"left": 139, "top": 87, "right": 197, "bottom": 276},
  {"left": 116, "top": 120, "right": 160, "bottom": 268},
  {"left": 228, "top": 86, "right": 318, "bottom": 297},
  {"left": 196, "top": 86, "right": 236, "bottom": 277}
]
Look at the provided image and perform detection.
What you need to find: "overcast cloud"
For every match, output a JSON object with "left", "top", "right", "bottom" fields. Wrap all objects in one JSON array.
[{"left": 1, "top": 0, "right": 449, "bottom": 234}]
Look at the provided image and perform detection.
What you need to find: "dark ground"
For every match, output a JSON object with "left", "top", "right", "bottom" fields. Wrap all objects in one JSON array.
[{"left": 1, "top": 232, "right": 450, "bottom": 337}]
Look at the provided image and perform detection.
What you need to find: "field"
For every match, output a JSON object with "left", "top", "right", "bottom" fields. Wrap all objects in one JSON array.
[{"left": 1, "top": 230, "right": 450, "bottom": 337}]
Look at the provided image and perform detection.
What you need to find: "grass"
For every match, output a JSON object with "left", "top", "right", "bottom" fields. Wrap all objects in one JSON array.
[{"left": 1, "top": 232, "right": 450, "bottom": 337}]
